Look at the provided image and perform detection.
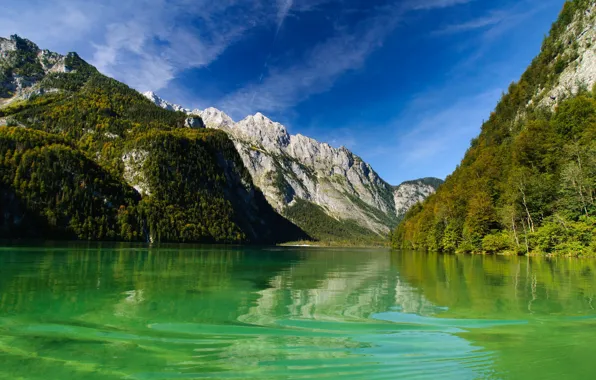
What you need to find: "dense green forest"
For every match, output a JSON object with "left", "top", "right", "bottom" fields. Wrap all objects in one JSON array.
[
  {"left": 0, "top": 127, "right": 142, "bottom": 240},
  {"left": 0, "top": 35, "right": 307, "bottom": 244},
  {"left": 392, "top": 0, "right": 596, "bottom": 256},
  {"left": 284, "top": 198, "right": 388, "bottom": 245}
]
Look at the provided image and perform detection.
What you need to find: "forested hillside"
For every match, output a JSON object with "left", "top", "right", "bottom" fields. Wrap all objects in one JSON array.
[
  {"left": 0, "top": 35, "right": 306, "bottom": 244},
  {"left": 393, "top": 0, "right": 596, "bottom": 256}
]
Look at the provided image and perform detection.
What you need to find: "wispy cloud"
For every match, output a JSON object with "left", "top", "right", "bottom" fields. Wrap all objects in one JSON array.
[
  {"left": 394, "top": 90, "right": 501, "bottom": 164},
  {"left": 403, "top": 0, "right": 475, "bottom": 11},
  {"left": 0, "top": 0, "right": 94, "bottom": 47},
  {"left": 218, "top": 0, "right": 480, "bottom": 119},
  {"left": 436, "top": 0, "right": 557, "bottom": 74},
  {"left": 0, "top": 0, "right": 479, "bottom": 111},
  {"left": 1, "top": 0, "right": 355, "bottom": 94},
  {"left": 219, "top": 6, "right": 402, "bottom": 118},
  {"left": 88, "top": 0, "right": 264, "bottom": 91},
  {"left": 370, "top": 88, "right": 503, "bottom": 183},
  {"left": 276, "top": 0, "right": 294, "bottom": 32},
  {"left": 0, "top": 0, "right": 274, "bottom": 92},
  {"left": 435, "top": 11, "right": 507, "bottom": 34}
]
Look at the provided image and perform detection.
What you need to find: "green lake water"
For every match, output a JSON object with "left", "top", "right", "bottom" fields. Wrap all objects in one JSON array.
[{"left": 1, "top": 244, "right": 596, "bottom": 379}]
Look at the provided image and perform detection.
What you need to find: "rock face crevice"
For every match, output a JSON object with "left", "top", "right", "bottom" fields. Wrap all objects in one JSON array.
[{"left": 144, "top": 92, "right": 442, "bottom": 236}]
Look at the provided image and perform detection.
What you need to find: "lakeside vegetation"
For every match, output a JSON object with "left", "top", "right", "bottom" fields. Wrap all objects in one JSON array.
[{"left": 392, "top": 0, "right": 596, "bottom": 257}]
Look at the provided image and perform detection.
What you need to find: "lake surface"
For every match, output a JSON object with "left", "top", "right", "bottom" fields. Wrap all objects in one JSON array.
[{"left": 1, "top": 244, "right": 595, "bottom": 379}]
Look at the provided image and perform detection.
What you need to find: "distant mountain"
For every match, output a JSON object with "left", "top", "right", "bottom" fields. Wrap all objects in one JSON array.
[
  {"left": 143, "top": 92, "right": 443, "bottom": 242},
  {"left": 0, "top": 35, "right": 306, "bottom": 244},
  {"left": 393, "top": 0, "right": 596, "bottom": 256}
]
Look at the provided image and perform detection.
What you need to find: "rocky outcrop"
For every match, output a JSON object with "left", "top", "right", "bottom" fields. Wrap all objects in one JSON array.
[
  {"left": 538, "top": 2, "right": 596, "bottom": 108},
  {"left": 0, "top": 35, "right": 70, "bottom": 105},
  {"left": 393, "top": 180, "right": 439, "bottom": 218},
  {"left": 122, "top": 150, "right": 151, "bottom": 196},
  {"left": 144, "top": 93, "right": 443, "bottom": 236},
  {"left": 184, "top": 116, "right": 204, "bottom": 129}
]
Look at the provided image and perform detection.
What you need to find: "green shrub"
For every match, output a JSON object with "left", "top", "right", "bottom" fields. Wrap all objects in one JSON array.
[
  {"left": 482, "top": 232, "right": 514, "bottom": 254},
  {"left": 529, "top": 217, "right": 595, "bottom": 256}
]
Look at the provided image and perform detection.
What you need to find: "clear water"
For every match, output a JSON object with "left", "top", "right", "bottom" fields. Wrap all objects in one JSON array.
[{"left": 1, "top": 244, "right": 595, "bottom": 379}]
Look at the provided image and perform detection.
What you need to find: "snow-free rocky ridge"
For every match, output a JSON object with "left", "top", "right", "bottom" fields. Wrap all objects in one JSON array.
[{"left": 143, "top": 91, "right": 442, "bottom": 236}]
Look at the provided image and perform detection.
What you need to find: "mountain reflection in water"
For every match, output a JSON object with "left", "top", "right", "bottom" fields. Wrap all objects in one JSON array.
[{"left": 0, "top": 244, "right": 595, "bottom": 379}]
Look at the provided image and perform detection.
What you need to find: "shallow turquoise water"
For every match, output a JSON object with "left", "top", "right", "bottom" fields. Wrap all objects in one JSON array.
[{"left": 1, "top": 244, "right": 596, "bottom": 379}]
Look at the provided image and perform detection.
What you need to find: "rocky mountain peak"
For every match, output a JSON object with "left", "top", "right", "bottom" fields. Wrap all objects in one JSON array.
[
  {"left": 1, "top": 35, "right": 38, "bottom": 54},
  {"left": 236, "top": 112, "right": 290, "bottom": 150},
  {"left": 0, "top": 35, "right": 38, "bottom": 61},
  {"left": 141, "top": 91, "right": 189, "bottom": 113},
  {"left": 143, "top": 90, "right": 442, "bottom": 238},
  {"left": 143, "top": 90, "right": 158, "bottom": 101},
  {"left": 199, "top": 107, "right": 235, "bottom": 129},
  {"left": 0, "top": 35, "right": 71, "bottom": 104}
]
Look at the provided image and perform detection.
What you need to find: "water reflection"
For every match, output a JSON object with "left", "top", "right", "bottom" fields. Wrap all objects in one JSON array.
[
  {"left": 232, "top": 249, "right": 496, "bottom": 379},
  {"left": 392, "top": 252, "right": 596, "bottom": 318},
  {"left": 0, "top": 245, "right": 595, "bottom": 379},
  {"left": 391, "top": 252, "right": 596, "bottom": 380}
]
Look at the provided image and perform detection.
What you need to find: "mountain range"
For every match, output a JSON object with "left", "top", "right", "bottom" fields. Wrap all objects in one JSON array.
[
  {"left": 142, "top": 91, "right": 441, "bottom": 240},
  {"left": 0, "top": 34, "right": 440, "bottom": 244}
]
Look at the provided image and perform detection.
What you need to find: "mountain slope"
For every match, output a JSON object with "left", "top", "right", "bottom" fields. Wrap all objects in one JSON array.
[
  {"left": 0, "top": 127, "right": 142, "bottom": 239},
  {"left": 0, "top": 35, "right": 307, "bottom": 244},
  {"left": 143, "top": 92, "right": 443, "bottom": 242},
  {"left": 393, "top": 0, "right": 596, "bottom": 256}
]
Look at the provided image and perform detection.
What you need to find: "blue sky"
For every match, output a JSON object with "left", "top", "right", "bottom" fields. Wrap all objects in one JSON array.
[{"left": 1, "top": 0, "right": 565, "bottom": 184}]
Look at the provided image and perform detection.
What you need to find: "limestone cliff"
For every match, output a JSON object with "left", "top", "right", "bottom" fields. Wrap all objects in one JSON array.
[{"left": 144, "top": 92, "right": 442, "bottom": 237}]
